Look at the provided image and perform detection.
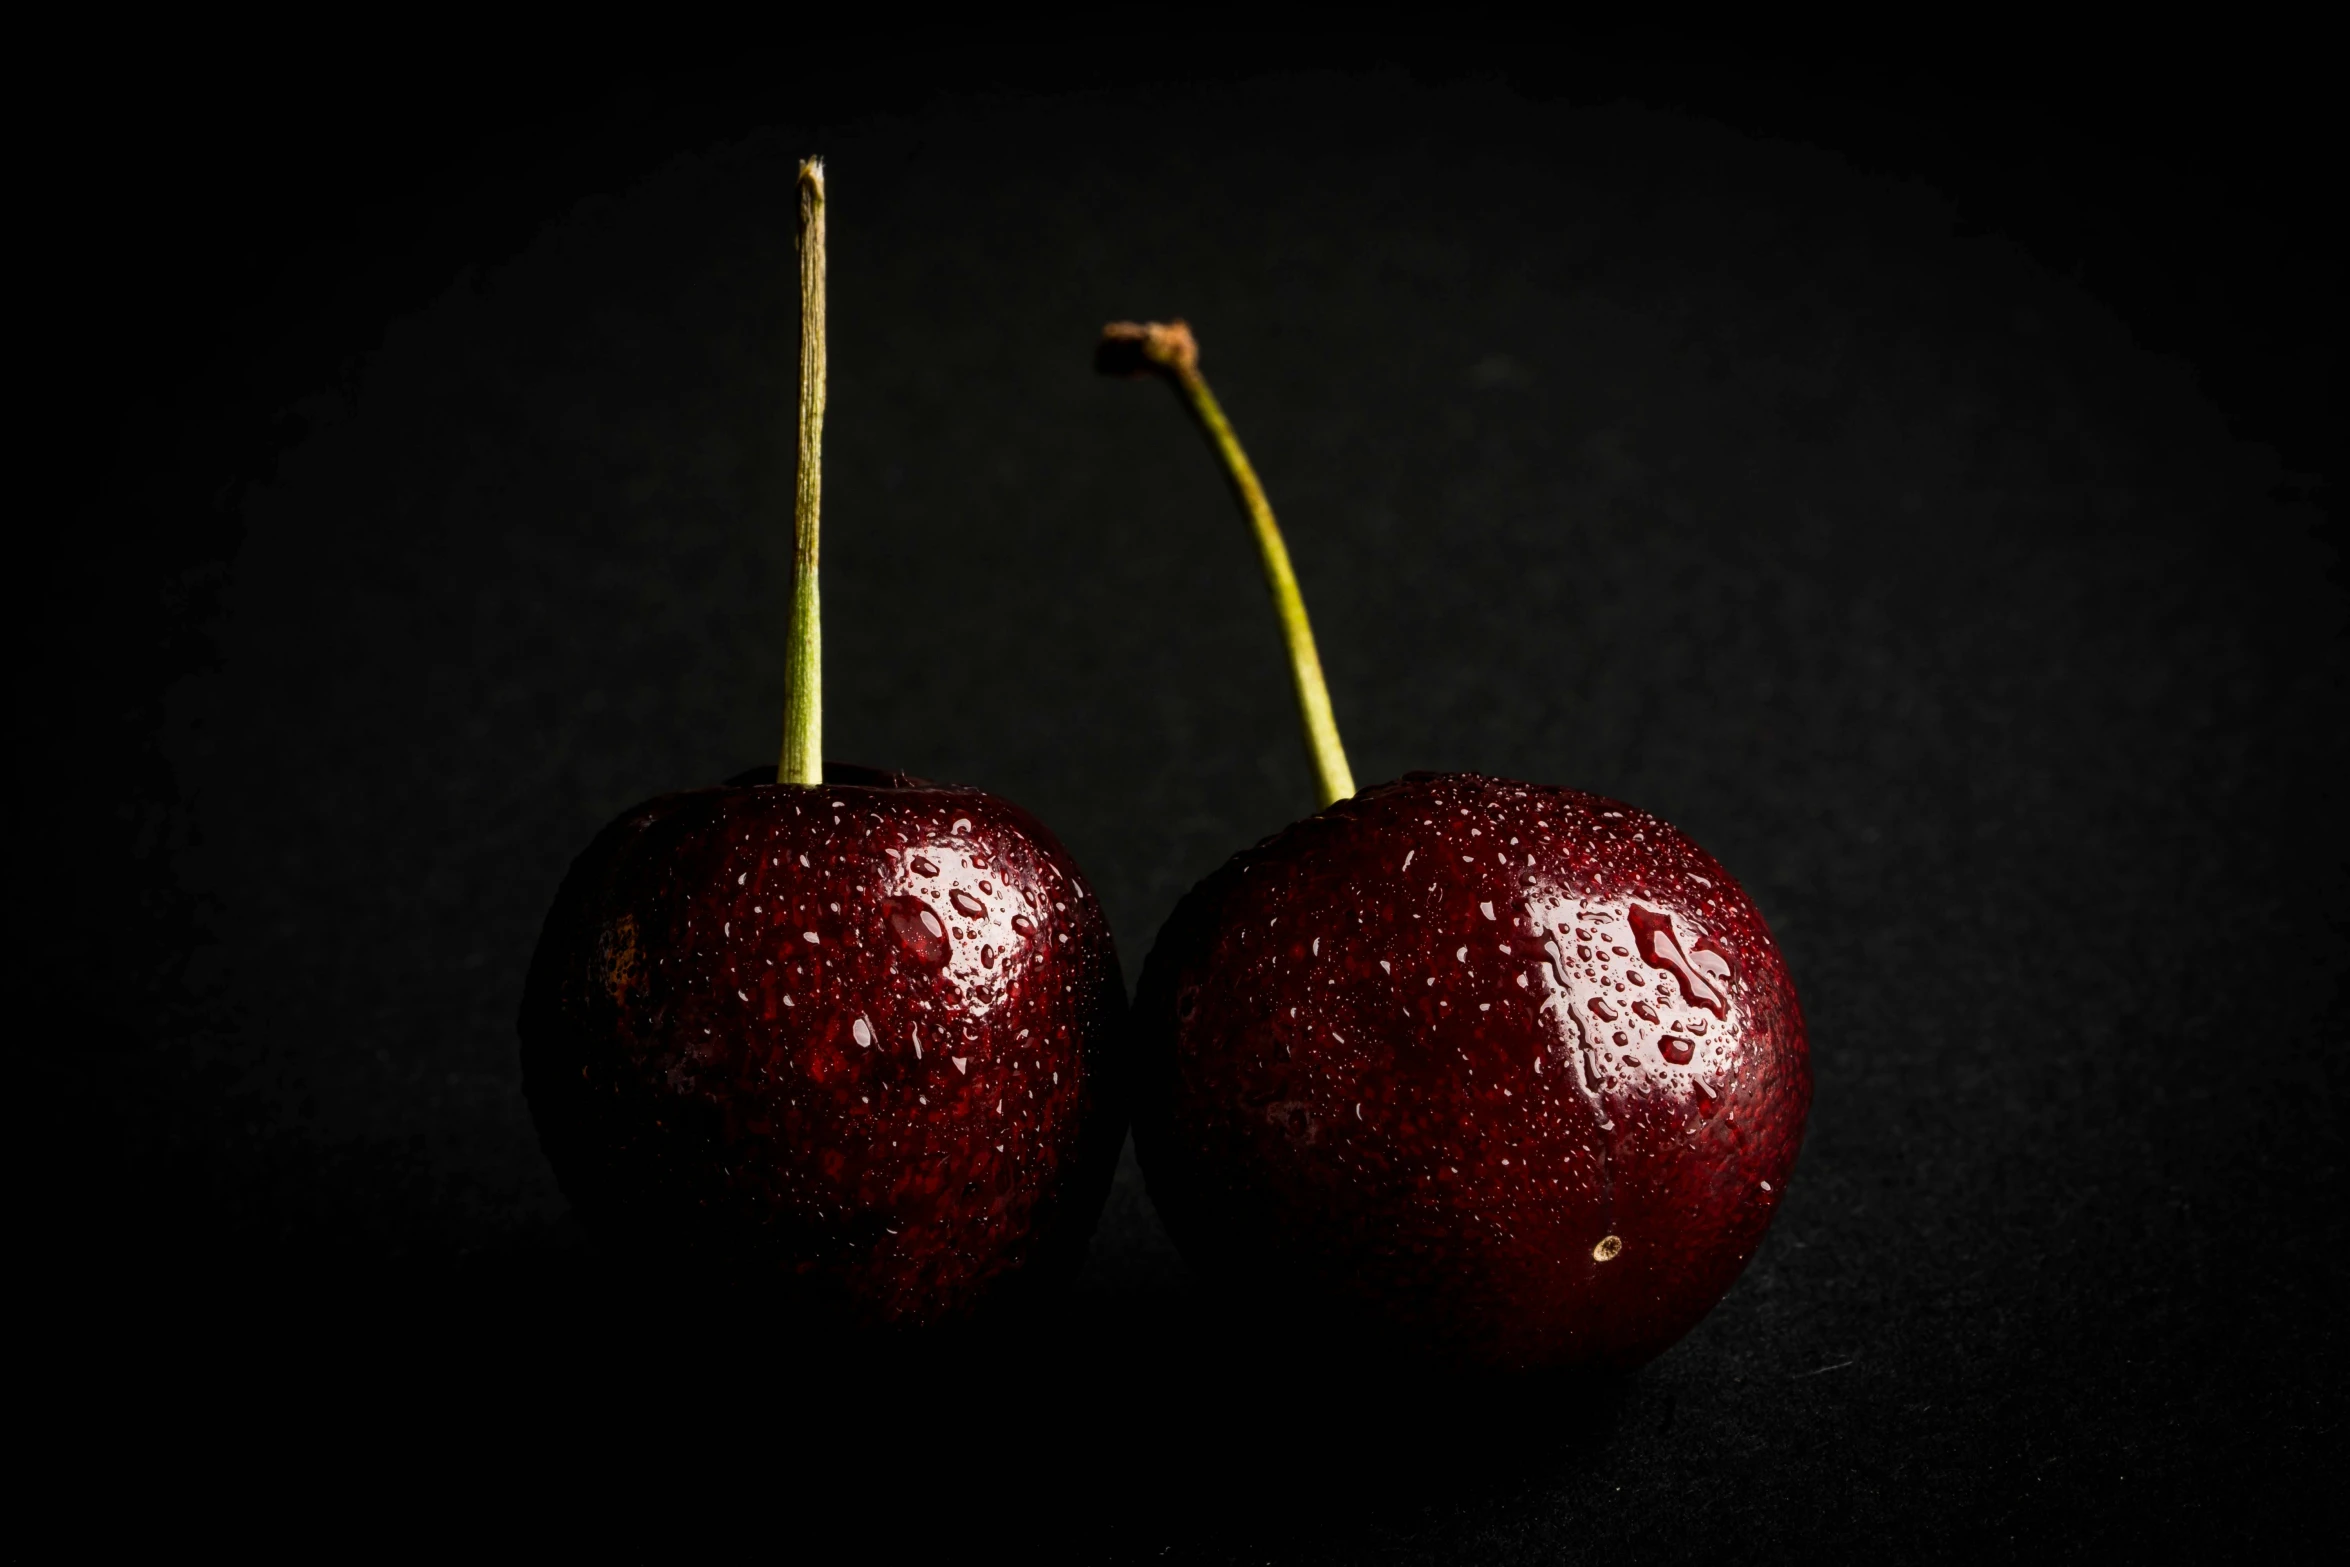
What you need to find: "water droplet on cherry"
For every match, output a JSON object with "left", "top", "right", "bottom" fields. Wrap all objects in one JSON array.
[{"left": 883, "top": 895, "right": 950, "bottom": 970}]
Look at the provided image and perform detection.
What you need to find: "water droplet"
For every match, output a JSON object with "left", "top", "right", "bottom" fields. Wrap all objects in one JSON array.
[
  {"left": 801, "top": 931, "right": 821, "bottom": 944},
  {"left": 1011, "top": 914, "right": 1036, "bottom": 937},
  {"left": 1402, "top": 850, "right": 1415, "bottom": 871},
  {"left": 952, "top": 818, "right": 974, "bottom": 835},
  {"left": 1587, "top": 996, "right": 1617, "bottom": 1022},
  {"left": 952, "top": 1057, "right": 969, "bottom": 1074},
  {"left": 1658, "top": 1035, "right": 1694, "bottom": 1065},
  {"left": 981, "top": 944, "right": 996, "bottom": 966},
  {"left": 910, "top": 856, "right": 940, "bottom": 877},
  {"left": 1627, "top": 903, "right": 1732, "bottom": 1016},
  {"left": 1456, "top": 946, "right": 1469, "bottom": 962},
  {"left": 736, "top": 872, "right": 747, "bottom": 886},
  {"left": 1379, "top": 960, "right": 1391, "bottom": 975},
  {"left": 950, "top": 888, "right": 987, "bottom": 919},
  {"left": 853, "top": 1017, "right": 875, "bottom": 1049},
  {"left": 883, "top": 896, "right": 949, "bottom": 969},
  {"left": 1479, "top": 901, "right": 1496, "bottom": 921}
]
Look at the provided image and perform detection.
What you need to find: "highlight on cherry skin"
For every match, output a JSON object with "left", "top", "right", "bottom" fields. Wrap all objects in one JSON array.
[{"left": 1101, "top": 317, "right": 1811, "bottom": 1371}]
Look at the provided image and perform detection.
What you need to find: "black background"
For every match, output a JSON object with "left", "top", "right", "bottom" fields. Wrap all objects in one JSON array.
[{"left": 22, "top": 30, "right": 2344, "bottom": 1557}]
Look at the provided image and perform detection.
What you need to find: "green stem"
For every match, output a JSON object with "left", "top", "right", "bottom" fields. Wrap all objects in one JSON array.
[
  {"left": 778, "top": 157, "right": 826, "bottom": 785},
  {"left": 1099, "top": 319, "right": 1355, "bottom": 807}
]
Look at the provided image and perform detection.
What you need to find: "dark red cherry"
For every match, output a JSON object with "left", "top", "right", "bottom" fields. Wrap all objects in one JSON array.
[
  {"left": 521, "top": 763, "right": 1124, "bottom": 1324},
  {"left": 1131, "top": 771, "right": 1808, "bottom": 1371},
  {"left": 519, "top": 165, "right": 1127, "bottom": 1325},
  {"left": 1101, "top": 315, "right": 1809, "bottom": 1369}
]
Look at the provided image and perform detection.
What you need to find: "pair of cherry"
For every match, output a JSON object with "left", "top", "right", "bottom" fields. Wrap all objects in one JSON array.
[{"left": 519, "top": 163, "right": 1809, "bottom": 1372}]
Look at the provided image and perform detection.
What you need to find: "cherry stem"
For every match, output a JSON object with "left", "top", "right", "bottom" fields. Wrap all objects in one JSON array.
[
  {"left": 778, "top": 157, "right": 827, "bottom": 785},
  {"left": 1097, "top": 320, "right": 1356, "bottom": 808}
]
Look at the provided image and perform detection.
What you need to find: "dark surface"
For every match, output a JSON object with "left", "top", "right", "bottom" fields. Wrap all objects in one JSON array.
[{"left": 25, "top": 44, "right": 2344, "bottom": 1557}]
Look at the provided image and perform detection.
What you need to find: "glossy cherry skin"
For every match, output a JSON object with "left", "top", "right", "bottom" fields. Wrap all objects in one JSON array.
[
  {"left": 1132, "top": 771, "right": 1808, "bottom": 1371},
  {"left": 520, "top": 764, "right": 1124, "bottom": 1324}
]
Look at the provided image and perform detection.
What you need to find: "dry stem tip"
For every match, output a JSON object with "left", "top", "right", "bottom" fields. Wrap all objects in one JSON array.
[{"left": 1096, "top": 318, "right": 1199, "bottom": 379}]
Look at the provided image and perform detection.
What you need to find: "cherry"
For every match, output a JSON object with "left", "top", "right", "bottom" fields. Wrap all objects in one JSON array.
[
  {"left": 520, "top": 762, "right": 1122, "bottom": 1322},
  {"left": 515, "top": 163, "right": 1123, "bottom": 1325},
  {"left": 1101, "top": 319, "right": 1809, "bottom": 1370}
]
